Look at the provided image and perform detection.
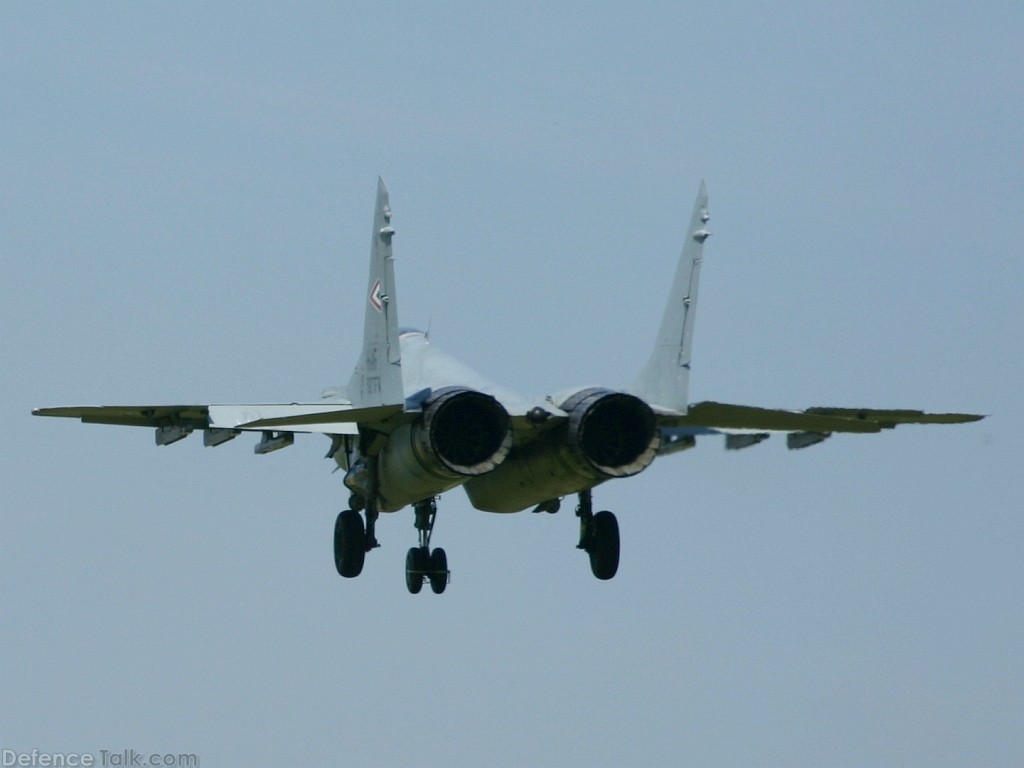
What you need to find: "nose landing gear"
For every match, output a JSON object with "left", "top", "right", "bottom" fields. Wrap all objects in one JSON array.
[{"left": 405, "top": 498, "right": 450, "bottom": 595}]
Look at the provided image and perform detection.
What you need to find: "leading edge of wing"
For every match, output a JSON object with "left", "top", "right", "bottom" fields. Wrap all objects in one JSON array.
[
  {"left": 658, "top": 401, "right": 985, "bottom": 434},
  {"left": 32, "top": 405, "right": 210, "bottom": 428},
  {"left": 32, "top": 403, "right": 404, "bottom": 435}
]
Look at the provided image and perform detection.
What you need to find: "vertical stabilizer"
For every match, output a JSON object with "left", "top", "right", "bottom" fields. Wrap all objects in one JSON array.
[
  {"left": 632, "top": 181, "right": 711, "bottom": 411},
  {"left": 347, "top": 178, "right": 405, "bottom": 408}
]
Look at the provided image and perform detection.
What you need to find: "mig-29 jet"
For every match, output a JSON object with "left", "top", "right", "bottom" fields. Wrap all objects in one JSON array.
[{"left": 34, "top": 179, "right": 984, "bottom": 594}]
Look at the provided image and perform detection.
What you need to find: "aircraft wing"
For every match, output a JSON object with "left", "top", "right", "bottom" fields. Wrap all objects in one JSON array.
[
  {"left": 32, "top": 402, "right": 404, "bottom": 440},
  {"left": 33, "top": 404, "right": 213, "bottom": 429},
  {"left": 656, "top": 401, "right": 985, "bottom": 451}
]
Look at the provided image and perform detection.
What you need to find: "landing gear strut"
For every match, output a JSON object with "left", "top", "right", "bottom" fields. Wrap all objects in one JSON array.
[
  {"left": 576, "top": 490, "right": 620, "bottom": 580},
  {"left": 406, "top": 498, "right": 449, "bottom": 594}
]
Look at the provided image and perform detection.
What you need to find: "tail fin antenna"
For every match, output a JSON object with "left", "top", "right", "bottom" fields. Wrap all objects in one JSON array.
[
  {"left": 633, "top": 180, "right": 711, "bottom": 412},
  {"left": 347, "top": 177, "right": 405, "bottom": 408}
]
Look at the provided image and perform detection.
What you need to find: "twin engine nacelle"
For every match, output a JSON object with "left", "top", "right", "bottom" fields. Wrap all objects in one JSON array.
[
  {"left": 559, "top": 387, "right": 660, "bottom": 479},
  {"left": 464, "top": 388, "right": 660, "bottom": 513},
  {"left": 370, "top": 387, "right": 513, "bottom": 512}
]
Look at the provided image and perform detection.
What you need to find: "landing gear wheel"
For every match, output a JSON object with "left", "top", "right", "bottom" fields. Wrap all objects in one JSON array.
[
  {"left": 406, "top": 546, "right": 429, "bottom": 594},
  {"left": 334, "top": 509, "right": 366, "bottom": 578},
  {"left": 429, "top": 547, "right": 449, "bottom": 594},
  {"left": 588, "top": 510, "right": 620, "bottom": 580}
]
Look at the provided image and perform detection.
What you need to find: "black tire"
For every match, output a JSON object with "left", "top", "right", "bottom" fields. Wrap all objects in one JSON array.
[
  {"left": 334, "top": 509, "right": 366, "bottom": 578},
  {"left": 589, "top": 510, "right": 620, "bottom": 580},
  {"left": 429, "top": 547, "right": 448, "bottom": 594},
  {"left": 406, "top": 546, "right": 428, "bottom": 594}
]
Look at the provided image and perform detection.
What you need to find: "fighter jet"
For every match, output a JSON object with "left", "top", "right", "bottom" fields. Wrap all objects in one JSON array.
[{"left": 34, "top": 179, "right": 984, "bottom": 594}]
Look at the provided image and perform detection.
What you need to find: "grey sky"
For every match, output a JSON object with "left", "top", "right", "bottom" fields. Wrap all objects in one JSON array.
[{"left": 2, "top": 2, "right": 1021, "bottom": 766}]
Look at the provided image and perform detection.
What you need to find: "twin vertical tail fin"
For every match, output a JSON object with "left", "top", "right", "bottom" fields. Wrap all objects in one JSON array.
[
  {"left": 346, "top": 178, "right": 706, "bottom": 412},
  {"left": 346, "top": 178, "right": 405, "bottom": 409},
  {"left": 632, "top": 181, "right": 711, "bottom": 412}
]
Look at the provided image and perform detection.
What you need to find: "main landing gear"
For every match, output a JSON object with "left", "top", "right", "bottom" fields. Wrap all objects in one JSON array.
[
  {"left": 333, "top": 496, "right": 449, "bottom": 593},
  {"left": 576, "top": 489, "right": 620, "bottom": 580},
  {"left": 334, "top": 509, "right": 366, "bottom": 577},
  {"left": 405, "top": 498, "right": 449, "bottom": 595},
  {"left": 334, "top": 493, "right": 379, "bottom": 579},
  {"left": 335, "top": 490, "right": 620, "bottom": 588}
]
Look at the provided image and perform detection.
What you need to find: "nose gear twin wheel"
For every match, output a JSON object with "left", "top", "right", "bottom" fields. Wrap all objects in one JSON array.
[
  {"left": 428, "top": 548, "right": 448, "bottom": 593},
  {"left": 406, "top": 546, "right": 449, "bottom": 594},
  {"left": 404, "top": 498, "right": 450, "bottom": 594},
  {"left": 405, "top": 547, "right": 427, "bottom": 593}
]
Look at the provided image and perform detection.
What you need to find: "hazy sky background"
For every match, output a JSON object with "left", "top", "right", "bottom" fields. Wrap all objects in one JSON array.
[{"left": 2, "top": 2, "right": 1021, "bottom": 766}]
